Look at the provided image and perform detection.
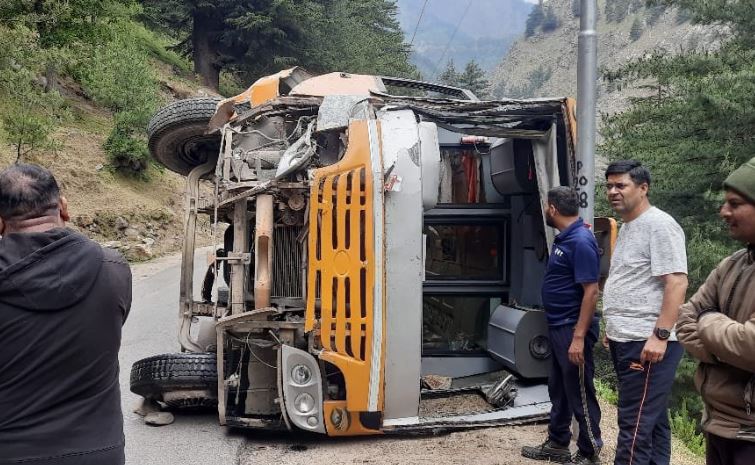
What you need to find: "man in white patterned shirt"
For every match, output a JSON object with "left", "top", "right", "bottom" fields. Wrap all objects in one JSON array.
[{"left": 602, "top": 160, "right": 688, "bottom": 465}]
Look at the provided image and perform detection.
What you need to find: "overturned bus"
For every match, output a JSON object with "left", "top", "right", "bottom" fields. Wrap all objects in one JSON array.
[{"left": 130, "top": 68, "right": 615, "bottom": 435}]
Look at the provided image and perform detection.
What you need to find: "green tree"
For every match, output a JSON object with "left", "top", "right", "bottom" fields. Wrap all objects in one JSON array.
[
  {"left": 0, "top": 25, "right": 67, "bottom": 162},
  {"left": 303, "top": 0, "right": 414, "bottom": 78},
  {"left": 542, "top": 6, "right": 560, "bottom": 32},
  {"left": 438, "top": 60, "right": 460, "bottom": 87},
  {"left": 458, "top": 61, "right": 489, "bottom": 98},
  {"left": 572, "top": 0, "right": 581, "bottom": 17},
  {"left": 629, "top": 0, "right": 644, "bottom": 14},
  {"left": 646, "top": 3, "right": 666, "bottom": 25},
  {"left": 0, "top": 1, "right": 136, "bottom": 91},
  {"left": 139, "top": 0, "right": 414, "bottom": 90},
  {"left": 525, "top": 2, "right": 545, "bottom": 37},
  {"left": 600, "top": 3, "right": 755, "bottom": 448},
  {"left": 601, "top": 0, "right": 754, "bottom": 290},
  {"left": 604, "top": 0, "right": 617, "bottom": 22},
  {"left": 629, "top": 16, "right": 644, "bottom": 41}
]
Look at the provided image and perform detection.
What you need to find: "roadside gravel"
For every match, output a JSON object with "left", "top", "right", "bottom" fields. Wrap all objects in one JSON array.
[{"left": 238, "top": 400, "right": 703, "bottom": 465}]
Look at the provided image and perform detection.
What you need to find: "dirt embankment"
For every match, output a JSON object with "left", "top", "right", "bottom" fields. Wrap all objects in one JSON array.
[{"left": 0, "top": 72, "right": 213, "bottom": 261}]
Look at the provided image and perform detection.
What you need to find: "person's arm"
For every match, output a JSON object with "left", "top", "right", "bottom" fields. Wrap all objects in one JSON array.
[
  {"left": 677, "top": 259, "right": 727, "bottom": 364},
  {"left": 569, "top": 281, "right": 599, "bottom": 365},
  {"left": 641, "top": 272, "right": 687, "bottom": 363},
  {"left": 642, "top": 218, "right": 688, "bottom": 363},
  {"left": 698, "top": 311, "right": 755, "bottom": 373},
  {"left": 568, "top": 235, "right": 601, "bottom": 365}
]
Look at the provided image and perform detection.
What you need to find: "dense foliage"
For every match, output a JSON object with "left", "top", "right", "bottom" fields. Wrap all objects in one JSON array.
[
  {"left": 599, "top": 0, "right": 755, "bottom": 452},
  {"left": 1, "top": 0, "right": 416, "bottom": 174},
  {"left": 139, "top": 0, "right": 416, "bottom": 89}
]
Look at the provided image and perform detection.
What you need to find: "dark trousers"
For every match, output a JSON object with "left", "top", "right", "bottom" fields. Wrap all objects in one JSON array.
[
  {"left": 547, "top": 320, "right": 603, "bottom": 456},
  {"left": 706, "top": 433, "right": 755, "bottom": 465},
  {"left": 609, "top": 340, "right": 683, "bottom": 465}
]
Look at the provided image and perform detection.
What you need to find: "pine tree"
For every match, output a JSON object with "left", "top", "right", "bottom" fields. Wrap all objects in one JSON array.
[
  {"left": 629, "top": 16, "right": 644, "bottom": 41},
  {"left": 572, "top": 0, "right": 581, "bottom": 18},
  {"left": 139, "top": 0, "right": 415, "bottom": 90},
  {"left": 604, "top": 0, "right": 616, "bottom": 22},
  {"left": 438, "top": 60, "right": 460, "bottom": 87},
  {"left": 458, "top": 61, "right": 490, "bottom": 98},
  {"left": 0, "top": 25, "right": 66, "bottom": 162},
  {"left": 629, "top": 0, "right": 644, "bottom": 14},
  {"left": 542, "top": 6, "right": 561, "bottom": 32},
  {"left": 525, "top": 2, "right": 545, "bottom": 37},
  {"left": 614, "top": 2, "right": 628, "bottom": 22},
  {"left": 646, "top": 4, "right": 666, "bottom": 25}
]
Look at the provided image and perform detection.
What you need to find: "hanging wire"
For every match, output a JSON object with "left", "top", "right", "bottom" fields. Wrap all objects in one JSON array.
[
  {"left": 409, "top": 0, "right": 431, "bottom": 47},
  {"left": 429, "top": 0, "right": 473, "bottom": 81}
]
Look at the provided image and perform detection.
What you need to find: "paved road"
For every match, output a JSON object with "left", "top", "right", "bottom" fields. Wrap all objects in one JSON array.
[{"left": 120, "top": 251, "right": 245, "bottom": 465}]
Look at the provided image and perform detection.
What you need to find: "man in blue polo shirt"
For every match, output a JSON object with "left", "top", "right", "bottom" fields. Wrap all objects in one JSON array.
[{"left": 522, "top": 187, "right": 603, "bottom": 465}]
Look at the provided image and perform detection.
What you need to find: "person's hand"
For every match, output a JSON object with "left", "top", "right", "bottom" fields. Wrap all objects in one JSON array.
[
  {"left": 641, "top": 337, "right": 668, "bottom": 363},
  {"left": 568, "top": 336, "right": 585, "bottom": 365},
  {"left": 602, "top": 334, "right": 609, "bottom": 349}
]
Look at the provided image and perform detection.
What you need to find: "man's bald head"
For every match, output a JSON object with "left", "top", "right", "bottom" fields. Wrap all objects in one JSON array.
[{"left": 0, "top": 163, "right": 61, "bottom": 222}]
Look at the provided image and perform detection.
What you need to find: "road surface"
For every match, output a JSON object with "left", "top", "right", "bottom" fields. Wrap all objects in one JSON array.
[{"left": 121, "top": 251, "right": 245, "bottom": 465}]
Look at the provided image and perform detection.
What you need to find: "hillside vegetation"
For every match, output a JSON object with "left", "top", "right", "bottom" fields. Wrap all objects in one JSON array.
[
  {"left": 492, "top": 0, "right": 754, "bottom": 455},
  {"left": 0, "top": 0, "right": 413, "bottom": 259}
]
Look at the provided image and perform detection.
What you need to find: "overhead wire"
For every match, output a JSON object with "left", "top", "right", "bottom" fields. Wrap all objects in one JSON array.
[
  {"left": 429, "top": 0, "right": 473, "bottom": 81},
  {"left": 409, "top": 0, "right": 430, "bottom": 47}
]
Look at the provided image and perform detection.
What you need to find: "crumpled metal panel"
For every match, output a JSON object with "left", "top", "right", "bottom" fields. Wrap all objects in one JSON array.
[{"left": 316, "top": 95, "right": 371, "bottom": 132}]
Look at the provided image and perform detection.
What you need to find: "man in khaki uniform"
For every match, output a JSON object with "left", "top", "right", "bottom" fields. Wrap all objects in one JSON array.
[{"left": 677, "top": 157, "right": 755, "bottom": 465}]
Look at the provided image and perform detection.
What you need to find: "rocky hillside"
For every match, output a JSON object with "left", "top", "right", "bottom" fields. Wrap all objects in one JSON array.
[{"left": 489, "top": 0, "right": 726, "bottom": 119}]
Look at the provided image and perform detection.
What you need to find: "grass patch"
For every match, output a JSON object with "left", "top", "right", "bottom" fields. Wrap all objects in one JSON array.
[
  {"left": 127, "top": 22, "right": 192, "bottom": 74},
  {"left": 670, "top": 400, "right": 706, "bottom": 457},
  {"left": 595, "top": 378, "right": 619, "bottom": 405}
]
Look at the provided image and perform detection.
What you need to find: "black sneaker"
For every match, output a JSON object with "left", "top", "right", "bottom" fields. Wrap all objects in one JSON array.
[
  {"left": 571, "top": 450, "right": 601, "bottom": 465},
  {"left": 521, "top": 438, "right": 571, "bottom": 463}
]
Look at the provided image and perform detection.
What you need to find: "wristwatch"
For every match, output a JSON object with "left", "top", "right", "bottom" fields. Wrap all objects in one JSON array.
[{"left": 654, "top": 327, "right": 671, "bottom": 340}]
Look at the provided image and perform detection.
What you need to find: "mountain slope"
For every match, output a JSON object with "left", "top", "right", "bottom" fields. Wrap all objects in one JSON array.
[{"left": 489, "top": 0, "right": 725, "bottom": 118}]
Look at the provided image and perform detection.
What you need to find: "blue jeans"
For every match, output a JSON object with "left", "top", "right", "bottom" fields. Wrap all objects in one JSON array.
[
  {"left": 609, "top": 340, "right": 683, "bottom": 465},
  {"left": 547, "top": 320, "right": 603, "bottom": 456}
]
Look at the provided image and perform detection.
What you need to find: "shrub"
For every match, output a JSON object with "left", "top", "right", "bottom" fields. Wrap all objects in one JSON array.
[
  {"left": 670, "top": 399, "right": 706, "bottom": 456},
  {"left": 103, "top": 110, "right": 151, "bottom": 175},
  {"left": 594, "top": 379, "right": 619, "bottom": 405},
  {"left": 630, "top": 17, "right": 644, "bottom": 41},
  {"left": 542, "top": 7, "right": 561, "bottom": 33},
  {"left": 74, "top": 22, "right": 160, "bottom": 175}
]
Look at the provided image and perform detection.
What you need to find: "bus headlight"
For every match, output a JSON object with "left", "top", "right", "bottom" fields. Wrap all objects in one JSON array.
[
  {"left": 291, "top": 364, "right": 312, "bottom": 385},
  {"left": 294, "top": 393, "right": 315, "bottom": 414}
]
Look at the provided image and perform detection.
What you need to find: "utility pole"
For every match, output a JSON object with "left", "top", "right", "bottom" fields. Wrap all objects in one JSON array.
[{"left": 576, "top": 0, "right": 598, "bottom": 226}]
